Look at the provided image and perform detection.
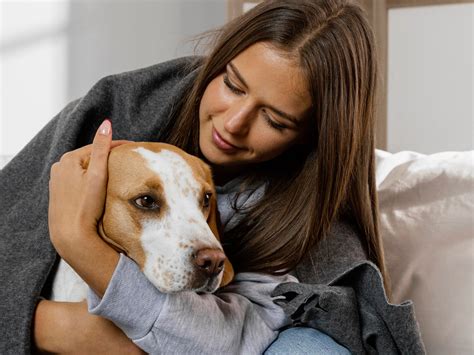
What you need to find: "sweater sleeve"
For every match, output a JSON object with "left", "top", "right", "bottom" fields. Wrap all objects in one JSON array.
[{"left": 87, "top": 253, "right": 297, "bottom": 355}]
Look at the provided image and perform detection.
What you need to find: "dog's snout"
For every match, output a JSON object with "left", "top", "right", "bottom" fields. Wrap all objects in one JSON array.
[{"left": 193, "top": 248, "right": 225, "bottom": 277}]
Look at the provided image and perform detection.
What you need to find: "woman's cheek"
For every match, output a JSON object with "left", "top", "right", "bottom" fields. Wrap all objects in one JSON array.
[
  {"left": 200, "top": 77, "right": 229, "bottom": 119},
  {"left": 252, "top": 129, "right": 296, "bottom": 162},
  {"left": 214, "top": 78, "right": 235, "bottom": 108}
]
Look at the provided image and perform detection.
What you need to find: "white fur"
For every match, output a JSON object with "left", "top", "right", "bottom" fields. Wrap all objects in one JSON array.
[
  {"left": 51, "top": 259, "right": 89, "bottom": 302},
  {"left": 135, "top": 148, "right": 222, "bottom": 293}
]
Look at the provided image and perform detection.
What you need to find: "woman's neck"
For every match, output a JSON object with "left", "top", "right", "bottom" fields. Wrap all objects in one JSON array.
[
  {"left": 210, "top": 164, "right": 243, "bottom": 187},
  {"left": 197, "top": 150, "right": 244, "bottom": 186}
]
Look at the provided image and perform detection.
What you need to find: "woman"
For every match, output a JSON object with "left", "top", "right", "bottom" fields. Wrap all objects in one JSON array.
[{"left": 0, "top": 0, "right": 424, "bottom": 354}]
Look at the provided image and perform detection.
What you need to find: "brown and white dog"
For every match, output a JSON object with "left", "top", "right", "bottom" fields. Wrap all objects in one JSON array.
[{"left": 51, "top": 142, "right": 234, "bottom": 302}]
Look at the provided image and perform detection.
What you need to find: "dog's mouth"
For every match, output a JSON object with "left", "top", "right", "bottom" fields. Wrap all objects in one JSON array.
[
  {"left": 97, "top": 221, "right": 129, "bottom": 255},
  {"left": 194, "top": 275, "right": 222, "bottom": 294},
  {"left": 143, "top": 261, "right": 223, "bottom": 294}
]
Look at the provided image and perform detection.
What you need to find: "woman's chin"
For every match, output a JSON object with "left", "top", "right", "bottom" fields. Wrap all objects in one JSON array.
[{"left": 202, "top": 147, "right": 240, "bottom": 166}]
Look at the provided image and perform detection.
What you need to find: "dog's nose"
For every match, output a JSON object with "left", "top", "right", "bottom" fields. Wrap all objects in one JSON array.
[{"left": 193, "top": 248, "right": 226, "bottom": 277}]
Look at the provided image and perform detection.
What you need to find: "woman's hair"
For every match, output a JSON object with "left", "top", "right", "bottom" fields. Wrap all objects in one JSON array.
[{"left": 164, "top": 0, "right": 389, "bottom": 292}]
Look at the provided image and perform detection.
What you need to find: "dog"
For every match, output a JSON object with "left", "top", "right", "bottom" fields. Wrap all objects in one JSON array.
[{"left": 51, "top": 142, "right": 234, "bottom": 302}]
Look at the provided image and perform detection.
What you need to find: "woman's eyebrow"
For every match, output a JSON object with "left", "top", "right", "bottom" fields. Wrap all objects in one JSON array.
[
  {"left": 227, "top": 62, "right": 300, "bottom": 125},
  {"left": 228, "top": 62, "right": 249, "bottom": 89}
]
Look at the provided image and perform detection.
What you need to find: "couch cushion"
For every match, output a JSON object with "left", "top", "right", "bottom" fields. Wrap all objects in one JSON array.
[{"left": 376, "top": 149, "right": 474, "bottom": 355}]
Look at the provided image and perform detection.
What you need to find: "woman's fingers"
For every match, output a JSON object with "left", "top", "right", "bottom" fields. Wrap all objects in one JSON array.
[
  {"left": 79, "top": 120, "right": 115, "bottom": 230},
  {"left": 87, "top": 119, "right": 112, "bottom": 180},
  {"left": 48, "top": 120, "right": 133, "bottom": 260},
  {"left": 57, "top": 138, "right": 131, "bottom": 170},
  {"left": 80, "top": 139, "right": 132, "bottom": 169},
  {"left": 111, "top": 139, "right": 132, "bottom": 148}
]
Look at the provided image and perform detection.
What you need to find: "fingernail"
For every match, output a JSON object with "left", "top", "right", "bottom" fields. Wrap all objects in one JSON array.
[{"left": 98, "top": 119, "right": 111, "bottom": 136}]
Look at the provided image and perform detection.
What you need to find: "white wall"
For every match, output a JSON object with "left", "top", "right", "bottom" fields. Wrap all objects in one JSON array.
[
  {"left": 387, "top": 3, "right": 473, "bottom": 154},
  {"left": 0, "top": 0, "right": 226, "bottom": 166},
  {"left": 2, "top": 1, "right": 473, "bottom": 167}
]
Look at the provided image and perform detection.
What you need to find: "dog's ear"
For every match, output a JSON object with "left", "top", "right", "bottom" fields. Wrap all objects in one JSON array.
[
  {"left": 207, "top": 188, "right": 235, "bottom": 287},
  {"left": 198, "top": 158, "right": 235, "bottom": 287},
  {"left": 207, "top": 192, "right": 221, "bottom": 240},
  {"left": 220, "top": 259, "right": 235, "bottom": 287}
]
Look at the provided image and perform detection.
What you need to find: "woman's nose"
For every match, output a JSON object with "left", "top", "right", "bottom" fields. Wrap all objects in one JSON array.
[{"left": 223, "top": 104, "right": 254, "bottom": 136}]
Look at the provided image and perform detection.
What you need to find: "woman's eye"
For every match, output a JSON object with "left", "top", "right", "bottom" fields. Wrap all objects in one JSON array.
[
  {"left": 223, "top": 74, "right": 244, "bottom": 95},
  {"left": 203, "top": 192, "right": 212, "bottom": 208},
  {"left": 134, "top": 196, "right": 160, "bottom": 210},
  {"left": 263, "top": 111, "right": 287, "bottom": 131},
  {"left": 223, "top": 73, "right": 287, "bottom": 132}
]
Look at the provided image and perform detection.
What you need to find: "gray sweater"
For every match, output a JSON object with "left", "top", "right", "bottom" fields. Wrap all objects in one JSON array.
[{"left": 0, "top": 56, "right": 425, "bottom": 354}]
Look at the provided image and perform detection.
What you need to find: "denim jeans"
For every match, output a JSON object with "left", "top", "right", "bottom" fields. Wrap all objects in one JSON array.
[{"left": 264, "top": 327, "right": 351, "bottom": 354}]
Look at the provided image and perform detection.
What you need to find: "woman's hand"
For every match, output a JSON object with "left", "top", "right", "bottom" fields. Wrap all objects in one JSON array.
[
  {"left": 49, "top": 119, "right": 121, "bottom": 254},
  {"left": 43, "top": 122, "right": 143, "bottom": 354},
  {"left": 48, "top": 119, "right": 130, "bottom": 296},
  {"left": 33, "top": 299, "right": 146, "bottom": 354}
]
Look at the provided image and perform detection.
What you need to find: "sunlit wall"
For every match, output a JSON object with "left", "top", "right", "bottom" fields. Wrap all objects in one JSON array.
[
  {"left": 0, "top": 0, "right": 226, "bottom": 167},
  {"left": 387, "top": 3, "right": 473, "bottom": 153}
]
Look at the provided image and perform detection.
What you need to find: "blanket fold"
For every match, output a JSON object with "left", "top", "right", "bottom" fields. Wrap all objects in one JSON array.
[{"left": 273, "top": 262, "right": 425, "bottom": 354}]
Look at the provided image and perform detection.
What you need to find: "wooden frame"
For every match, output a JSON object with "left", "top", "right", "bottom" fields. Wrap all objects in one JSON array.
[
  {"left": 388, "top": 0, "right": 473, "bottom": 8},
  {"left": 227, "top": 0, "right": 261, "bottom": 20},
  {"left": 227, "top": 0, "right": 473, "bottom": 149}
]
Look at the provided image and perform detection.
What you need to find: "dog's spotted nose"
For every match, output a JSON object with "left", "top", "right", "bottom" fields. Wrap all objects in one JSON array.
[{"left": 193, "top": 248, "right": 226, "bottom": 277}]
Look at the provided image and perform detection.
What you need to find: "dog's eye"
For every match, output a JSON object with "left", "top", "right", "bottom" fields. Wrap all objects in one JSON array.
[
  {"left": 203, "top": 192, "right": 212, "bottom": 208},
  {"left": 134, "top": 195, "right": 160, "bottom": 210}
]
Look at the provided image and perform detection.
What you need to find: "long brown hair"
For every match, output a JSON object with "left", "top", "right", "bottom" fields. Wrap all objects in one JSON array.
[{"left": 164, "top": 0, "right": 389, "bottom": 292}]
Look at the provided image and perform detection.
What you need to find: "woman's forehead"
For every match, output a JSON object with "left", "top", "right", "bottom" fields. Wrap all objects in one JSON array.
[{"left": 229, "top": 42, "right": 312, "bottom": 123}]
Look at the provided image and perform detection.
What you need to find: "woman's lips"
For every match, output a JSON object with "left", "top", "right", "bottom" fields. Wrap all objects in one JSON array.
[{"left": 212, "top": 128, "right": 241, "bottom": 153}]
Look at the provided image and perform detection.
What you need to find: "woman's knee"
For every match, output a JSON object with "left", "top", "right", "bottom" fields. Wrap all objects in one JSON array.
[{"left": 264, "top": 327, "right": 351, "bottom": 355}]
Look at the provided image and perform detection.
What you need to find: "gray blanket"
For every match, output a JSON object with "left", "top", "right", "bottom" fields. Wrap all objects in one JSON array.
[
  {"left": 277, "top": 220, "right": 425, "bottom": 354},
  {"left": 0, "top": 56, "right": 425, "bottom": 354}
]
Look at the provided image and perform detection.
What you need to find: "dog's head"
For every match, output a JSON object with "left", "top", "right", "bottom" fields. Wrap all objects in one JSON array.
[{"left": 98, "top": 142, "right": 234, "bottom": 293}]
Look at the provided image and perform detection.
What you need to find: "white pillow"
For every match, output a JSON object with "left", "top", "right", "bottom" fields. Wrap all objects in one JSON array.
[{"left": 376, "top": 149, "right": 474, "bottom": 355}]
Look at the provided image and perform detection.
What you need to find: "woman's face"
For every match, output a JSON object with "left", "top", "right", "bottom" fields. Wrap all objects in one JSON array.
[{"left": 199, "top": 42, "right": 312, "bottom": 174}]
